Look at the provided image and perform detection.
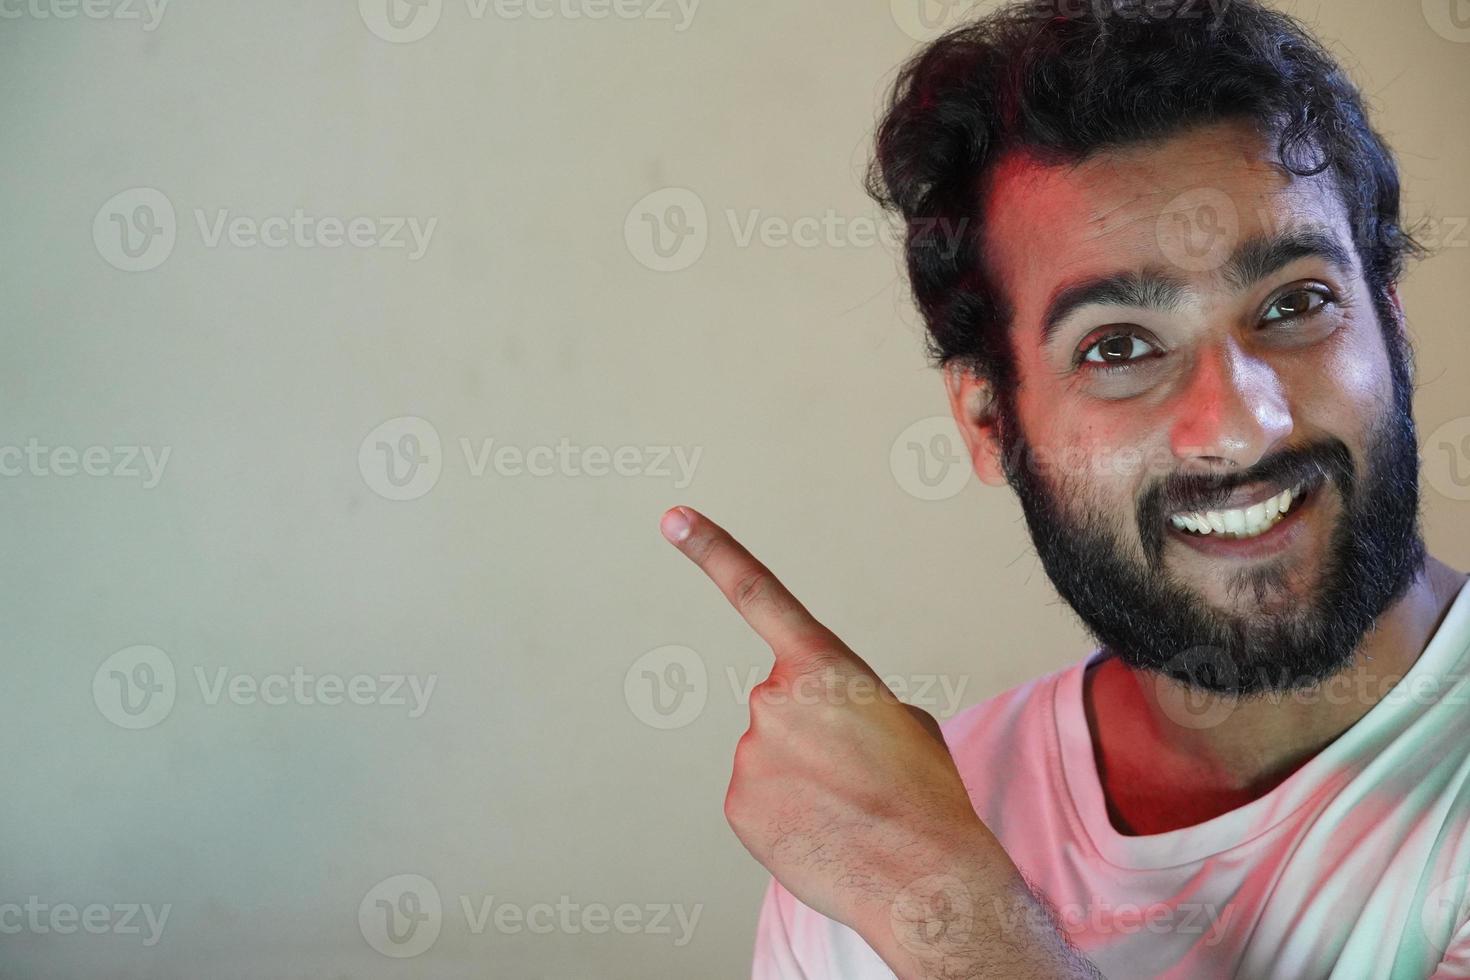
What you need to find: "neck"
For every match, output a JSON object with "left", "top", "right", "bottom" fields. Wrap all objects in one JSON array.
[{"left": 1086, "top": 556, "right": 1468, "bottom": 832}]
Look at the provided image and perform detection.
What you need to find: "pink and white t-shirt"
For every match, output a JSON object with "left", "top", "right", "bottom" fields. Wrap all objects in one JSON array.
[{"left": 753, "top": 580, "right": 1470, "bottom": 979}]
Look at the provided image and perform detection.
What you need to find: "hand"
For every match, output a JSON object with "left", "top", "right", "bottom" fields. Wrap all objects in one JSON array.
[{"left": 659, "top": 506, "right": 1097, "bottom": 978}]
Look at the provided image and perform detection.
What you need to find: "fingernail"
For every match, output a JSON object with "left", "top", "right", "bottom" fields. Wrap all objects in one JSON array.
[{"left": 660, "top": 506, "right": 692, "bottom": 544}]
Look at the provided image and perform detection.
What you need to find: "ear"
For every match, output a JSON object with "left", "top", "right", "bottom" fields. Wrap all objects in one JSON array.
[
  {"left": 943, "top": 362, "right": 1008, "bottom": 487},
  {"left": 1384, "top": 282, "right": 1415, "bottom": 382},
  {"left": 1386, "top": 282, "right": 1405, "bottom": 328}
]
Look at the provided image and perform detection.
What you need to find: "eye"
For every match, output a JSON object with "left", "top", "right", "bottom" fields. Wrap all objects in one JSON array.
[
  {"left": 1262, "top": 286, "right": 1331, "bottom": 324},
  {"left": 1079, "top": 331, "right": 1159, "bottom": 367}
]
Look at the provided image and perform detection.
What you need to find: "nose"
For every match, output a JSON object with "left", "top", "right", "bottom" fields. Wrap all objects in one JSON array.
[{"left": 1169, "top": 339, "right": 1294, "bottom": 471}]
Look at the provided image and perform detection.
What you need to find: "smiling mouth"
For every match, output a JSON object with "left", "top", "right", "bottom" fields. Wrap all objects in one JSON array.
[{"left": 1168, "top": 484, "right": 1308, "bottom": 541}]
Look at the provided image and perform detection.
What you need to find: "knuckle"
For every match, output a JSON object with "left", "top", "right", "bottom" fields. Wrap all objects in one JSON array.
[
  {"left": 905, "top": 702, "right": 935, "bottom": 723},
  {"left": 784, "top": 639, "right": 841, "bottom": 673},
  {"left": 732, "top": 725, "right": 764, "bottom": 764},
  {"left": 748, "top": 676, "right": 785, "bottom": 711},
  {"left": 733, "top": 725, "right": 757, "bottom": 758},
  {"left": 722, "top": 781, "right": 746, "bottom": 825},
  {"left": 905, "top": 703, "right": 947, "bottom": 743},
  {"left": 731, "top": 569, "right": 773, "bottom": 614}
]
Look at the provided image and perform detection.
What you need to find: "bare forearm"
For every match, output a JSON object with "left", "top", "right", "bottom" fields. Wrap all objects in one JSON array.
[{"left": 857, "top": 857, "right": 1103, "bottom": 980}]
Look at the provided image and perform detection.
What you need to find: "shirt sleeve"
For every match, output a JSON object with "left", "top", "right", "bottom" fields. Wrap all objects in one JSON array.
[{"left": 751, "top": 877, "right": 812, "bottom": 980}]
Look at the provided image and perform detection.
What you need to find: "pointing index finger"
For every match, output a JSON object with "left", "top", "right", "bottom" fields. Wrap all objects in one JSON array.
[{"left": 660, "top": 506, "right": 841, "bottom": 663}]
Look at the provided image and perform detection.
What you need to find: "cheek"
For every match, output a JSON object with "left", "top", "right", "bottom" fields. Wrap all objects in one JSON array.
[
  {"left": 1014, "top": 389, "right": 1168, "bottom": 520},
  {"left": 1289, "top": 315, "right": 1396, "bottom": 441}
]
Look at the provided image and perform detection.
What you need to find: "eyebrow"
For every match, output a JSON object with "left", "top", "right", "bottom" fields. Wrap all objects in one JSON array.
[{"left": 1037, "top": 226, "right": 1357, "bottom": 349}]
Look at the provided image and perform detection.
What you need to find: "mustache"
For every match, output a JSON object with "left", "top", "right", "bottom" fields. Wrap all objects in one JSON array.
[{"left": 1137, "top": 439, "right": 1356, "bottom": 565}]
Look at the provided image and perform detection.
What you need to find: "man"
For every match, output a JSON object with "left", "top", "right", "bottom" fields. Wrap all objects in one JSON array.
[{"left": 660, "top": 1, "right": 1470, "bottom": 976}]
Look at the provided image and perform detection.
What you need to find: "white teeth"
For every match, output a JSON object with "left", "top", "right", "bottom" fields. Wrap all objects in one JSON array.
[{"left": 1170, "top": 484, "right": 1310, "bottom": 541}]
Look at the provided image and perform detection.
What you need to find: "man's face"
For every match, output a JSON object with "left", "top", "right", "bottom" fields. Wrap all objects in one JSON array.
[{"left": 951, "top": 119, "right": 1424, "bottom": 694}]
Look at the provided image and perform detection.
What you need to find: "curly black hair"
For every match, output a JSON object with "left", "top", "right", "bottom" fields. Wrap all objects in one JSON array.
[{"left": 865, "top": 0, "right": 1423, "bottom": 401}]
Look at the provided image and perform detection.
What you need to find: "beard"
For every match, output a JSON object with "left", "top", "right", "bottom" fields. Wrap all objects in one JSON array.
[{"left": 996, "top": 341, "right": 1426, "bottom": 698}]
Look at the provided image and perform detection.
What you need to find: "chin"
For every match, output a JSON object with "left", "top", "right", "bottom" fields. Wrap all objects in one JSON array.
[{"left": 1219, "top": 558, "right": 1324, "bottom": 612}]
